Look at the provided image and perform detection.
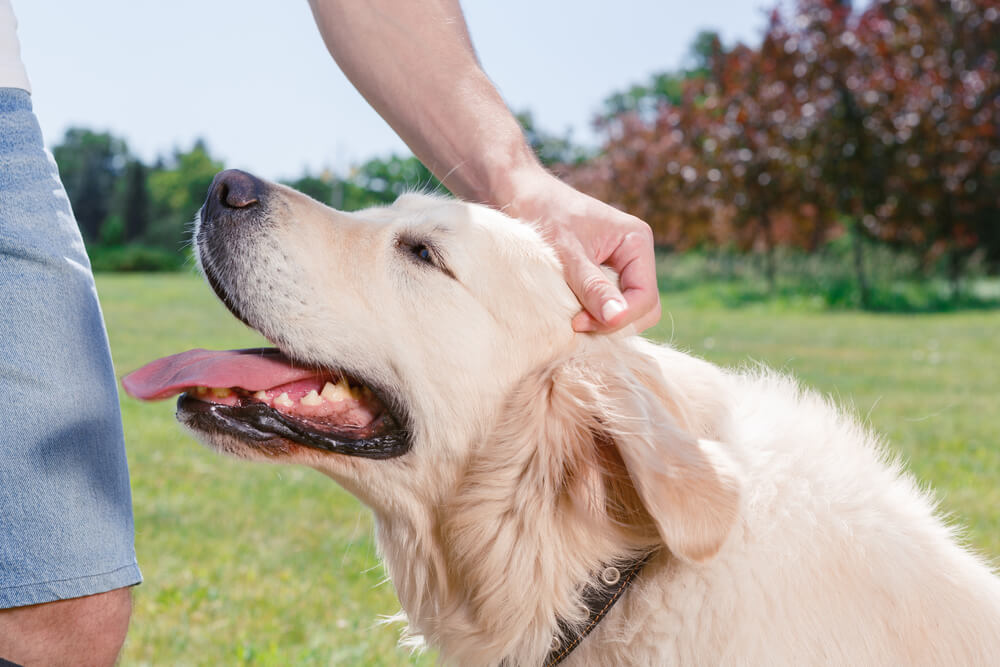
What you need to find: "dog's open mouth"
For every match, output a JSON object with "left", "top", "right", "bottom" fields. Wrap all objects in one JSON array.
[{"left": 122, "top": 348, "right": 410, "bottom": 459}]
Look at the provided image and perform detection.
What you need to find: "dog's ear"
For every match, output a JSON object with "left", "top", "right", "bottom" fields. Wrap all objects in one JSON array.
[
  {"left": 555, "top": 345, "right": 742, "bottom": 563},
  {"left": 436, "top": 344, "right": 741, "bottom": 663}
]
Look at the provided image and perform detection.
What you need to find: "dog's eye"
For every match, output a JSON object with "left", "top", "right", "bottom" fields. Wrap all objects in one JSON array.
[
  {"left": 401, "top": 238, "right": 437, "bottom": 266},
  {"left": 396, "top": 235, "right": 455, "bottom": 279},
  {"left": 412, "top": 244, "right": 433, "bottom": 264}
]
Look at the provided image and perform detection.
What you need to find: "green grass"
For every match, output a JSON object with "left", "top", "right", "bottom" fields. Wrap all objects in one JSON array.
[{"left": 99, "top": 272, "right": 1000, "bottom": 665}]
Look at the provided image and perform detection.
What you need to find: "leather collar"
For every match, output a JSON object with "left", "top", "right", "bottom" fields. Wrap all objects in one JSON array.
[{"left": 542, "top": 550, "right": 656, "bottom": 666}]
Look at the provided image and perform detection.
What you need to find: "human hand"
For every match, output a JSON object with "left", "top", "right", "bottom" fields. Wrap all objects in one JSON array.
[{"left": 499, "top": 169, "right": 661, "bottom": 334}]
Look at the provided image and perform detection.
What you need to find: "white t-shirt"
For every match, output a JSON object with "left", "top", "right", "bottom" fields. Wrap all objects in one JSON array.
[{"left": 1, "top": 0, "right": 31, "bottom": 92}]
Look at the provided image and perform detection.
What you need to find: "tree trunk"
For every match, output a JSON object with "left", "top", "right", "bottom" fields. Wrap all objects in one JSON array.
[
  {"left": 765, "top": 246, "right": 776, "bottom": 293},
  {"left": 850, "top": 218, "right": 871, "bottom": 309},
  {"left": 761, "top": 209, "right": 776, "bottom": 293},
  {"left": 949, "top": 246, "right": 963, "bottom": 303},
  {"left": 123, "top": 160, "right": 150, "bottom": 243}
]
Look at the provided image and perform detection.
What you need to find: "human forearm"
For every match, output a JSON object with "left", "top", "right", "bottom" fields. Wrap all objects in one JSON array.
[
  {"left": 307, "top": 0, "right": 540, "bottom": 204},
  {"left": 308, "top": 0, "right": 661, "bottom": 333}
]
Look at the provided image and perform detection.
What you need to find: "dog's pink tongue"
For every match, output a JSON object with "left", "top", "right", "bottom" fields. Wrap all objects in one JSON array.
[{"left": 122, "top": 348, "right": 319, "bottom": 401}]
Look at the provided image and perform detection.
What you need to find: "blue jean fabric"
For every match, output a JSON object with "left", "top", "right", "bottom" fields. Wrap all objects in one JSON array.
[{"left": 0, "top": 88, "right": 141, "bottom": 607}]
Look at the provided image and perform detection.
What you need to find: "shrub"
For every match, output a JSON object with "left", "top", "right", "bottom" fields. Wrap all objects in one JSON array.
[{"left": 87, "top": 244, "right": 187, "bottom": 272}]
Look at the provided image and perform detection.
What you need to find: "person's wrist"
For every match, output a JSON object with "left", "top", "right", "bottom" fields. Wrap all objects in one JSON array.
[{"left": 479, "top": 150, "right": 549, "bottom": 215}]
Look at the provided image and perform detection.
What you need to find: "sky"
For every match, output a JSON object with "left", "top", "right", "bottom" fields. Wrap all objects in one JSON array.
[{"left": 15, "top": 1, "right": 771, "bottom": 182}]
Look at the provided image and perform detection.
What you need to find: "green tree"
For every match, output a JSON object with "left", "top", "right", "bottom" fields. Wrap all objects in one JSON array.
[
  {"left": 515, "top": 110, "right": 590, "bottom": 168},
  {"left": 284, "top": 171, "right": 335, "bottom": 205},
  {"left": 120, "top": 159, "right": 151, "bottom": 243},
  {"left": 343, "top": 155, "right": 444, "bottom": 210},
  {"left": 281, "top": 157, "right": 446, "bottom": 214},
  {"left": 686, "top": 29, "right": 725, "bottom": 74},
  {"left": 146, "top": 140, "right": 223, "bottom": 250},
  {"left": 599, "top": 31, "right": 722, "bottom": 122},
  {"left": 52, "top": 128, "right": 129, "bottom": 242}
]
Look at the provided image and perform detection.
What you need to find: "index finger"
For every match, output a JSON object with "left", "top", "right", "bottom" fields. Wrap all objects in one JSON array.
[{"left": 606, "top": 230, "right": 661, "bottom": 331}]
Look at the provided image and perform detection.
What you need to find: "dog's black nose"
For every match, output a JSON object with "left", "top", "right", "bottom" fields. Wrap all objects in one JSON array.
[{"left": 202, "top": 169, "right": 263, "bottom": 221}]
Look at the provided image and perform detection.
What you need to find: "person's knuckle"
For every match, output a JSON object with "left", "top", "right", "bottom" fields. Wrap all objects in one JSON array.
[
  {"left": 579, "top": 272, "right": 610, "bottom": 297},
  {"left": 623, "top": 230, "right": 647, "bottom": 250},
  {"left": 615, "top": 218, "right": 652, "bottom": 245},
  {"left": 634, "top": 219, "right": 654, "bottom": 242}
]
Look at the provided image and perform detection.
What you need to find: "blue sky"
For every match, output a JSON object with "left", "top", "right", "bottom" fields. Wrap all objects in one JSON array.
[{"left": 16, "top": 1, "right": 770, "bottom": 181}]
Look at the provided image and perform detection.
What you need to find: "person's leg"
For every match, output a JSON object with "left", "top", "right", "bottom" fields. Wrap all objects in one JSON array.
[
  {"left": 0, "top": 88, "right": 141, "bottom": 665},
  {"left": 0, "top": 589, "right": 131, "bottom": 666}
]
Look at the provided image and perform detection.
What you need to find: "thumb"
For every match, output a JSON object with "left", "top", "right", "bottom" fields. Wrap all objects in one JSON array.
[{"left": 566, "top": 255, "right": 627, "bottom": 328}]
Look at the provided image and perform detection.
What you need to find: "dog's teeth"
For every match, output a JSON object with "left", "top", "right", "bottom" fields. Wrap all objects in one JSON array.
[
  {"left": 211, "top": 387, "right": 232, "bottom": 398},
  {"left": 253, "top": 390, "right": 268, "bottom": 401},
  {"left": 194, "top": 386, "right": 209, "bottom": 396},
  {"left": 301, "top": 389, "right": 323, "bottom": 406},
  {"left": 321, "top": 380, "right": 352, "bottom": 402},
  {"left": 274, "top": 392, "right": 294, "bottom": 408}
]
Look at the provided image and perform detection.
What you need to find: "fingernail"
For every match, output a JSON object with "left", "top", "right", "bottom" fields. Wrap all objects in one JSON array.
[{"left": 601, "top": 299, "right": 626, "bottom": 323}]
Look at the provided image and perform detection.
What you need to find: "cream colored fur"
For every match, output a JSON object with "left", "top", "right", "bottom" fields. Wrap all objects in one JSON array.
[{"left": 192, "top": 185, "right": 1000, "bottom": 666}]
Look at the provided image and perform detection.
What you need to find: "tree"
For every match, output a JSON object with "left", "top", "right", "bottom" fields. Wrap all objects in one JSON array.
[
  {"left": 870, "top": 0, "right": 1000, "bottom": 288},
  {"left": 515, "top": 110, "right": 590, "bottom": 169},
  {"left": 598, "top": 30, "right": 722, "bottom": 122},
  {"left": 284, "top": 171, "right": 335, "bottom": 205},
  {"left": 52, "top": 128, "right": 129, "bottom": 242},
  {"left": 146, "top": 140, "right": 223, "bottom": 250},
  {"left": 120, "top": 159, "right": 151, "bottom": 243},
  {"left": 699, "top": 17, "right": 827, "bottom": 289},
  {"left": 795, "top": 0, "right": 1000, "bottom": 295},
  {"left": 575, "top": 25, "right": 831, "bottom": 287},
  {"left": 344, "top": 154, "right": 444, "bottom": 209},
  {"left": 571, "top": 0, "right": 999, "bottom": 303}
]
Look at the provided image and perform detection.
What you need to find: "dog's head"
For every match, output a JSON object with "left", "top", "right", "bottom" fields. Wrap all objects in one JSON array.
[{"left": 124, "top": 169, "right": 740, "bottom": 663}]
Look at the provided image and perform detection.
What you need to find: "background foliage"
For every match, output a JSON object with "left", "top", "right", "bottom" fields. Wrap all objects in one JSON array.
[
  {"left": 53, "top": 0, "right": 998, "bottom": 311},
  {"left": 568, "top": 0, "right": 999, "bottom": 305}
]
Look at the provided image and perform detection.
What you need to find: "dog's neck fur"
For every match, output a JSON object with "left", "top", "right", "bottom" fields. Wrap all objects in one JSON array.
[
  {"left": 376, "top": 480, "right": 656, "bottom": 666},
  {"left": 374, "top": 350, "right": 665, "bottom": 666}
]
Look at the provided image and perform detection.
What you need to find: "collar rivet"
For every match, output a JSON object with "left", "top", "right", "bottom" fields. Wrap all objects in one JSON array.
[{"left": 538, "top": 551, "right": 656, "bottom": 667}]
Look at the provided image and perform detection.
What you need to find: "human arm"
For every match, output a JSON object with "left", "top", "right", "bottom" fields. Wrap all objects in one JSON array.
[{"left": 307, "top": 0, "right": 660, "bottom": 332}]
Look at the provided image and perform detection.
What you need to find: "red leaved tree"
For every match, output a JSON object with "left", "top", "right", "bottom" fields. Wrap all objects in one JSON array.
[{"left": 565, "top": 0, "right": 1000, "bottom": 301}]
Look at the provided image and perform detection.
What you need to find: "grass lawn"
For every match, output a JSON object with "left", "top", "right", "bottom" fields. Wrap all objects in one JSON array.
[{"left": 98, "top": 272, "right": 1000, "bottom": 666}]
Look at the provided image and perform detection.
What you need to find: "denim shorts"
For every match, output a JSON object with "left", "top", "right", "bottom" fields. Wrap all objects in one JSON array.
[{"left": 0, "top": 88, "right": 141, "bottom": 608}]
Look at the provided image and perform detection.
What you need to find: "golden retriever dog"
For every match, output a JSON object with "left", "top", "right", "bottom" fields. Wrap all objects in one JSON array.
[{"left": 125, "top": 169, "right": 1000, "bottom": 666}]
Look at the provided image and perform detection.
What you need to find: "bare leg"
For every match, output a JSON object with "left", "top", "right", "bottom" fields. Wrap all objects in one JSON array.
[{"left": 0, "top": 588, "right": 131, "bottom": 667}]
